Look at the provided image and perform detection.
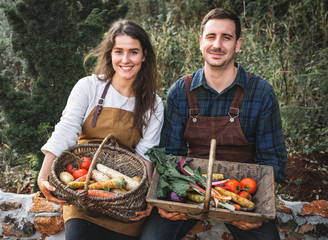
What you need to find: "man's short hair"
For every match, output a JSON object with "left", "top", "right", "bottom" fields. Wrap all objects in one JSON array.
[{"left": 201, "top": 8, "right": 241, "bottom": 40}]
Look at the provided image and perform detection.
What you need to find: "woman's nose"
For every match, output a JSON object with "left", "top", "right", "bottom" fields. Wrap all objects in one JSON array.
[{"left": 122, "top": 53, "right": 129, "bottom": 63}]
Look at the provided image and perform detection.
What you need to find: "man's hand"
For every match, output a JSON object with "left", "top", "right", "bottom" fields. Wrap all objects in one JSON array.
[
  {"left": 231, "top": 220, "right": 266, "bottom": 230},
  {"left": 158, "top": 208, "right": 188, "bottom": 221},
  {"left": 130, "top": 203, "right": 153, "bottom": 221}
]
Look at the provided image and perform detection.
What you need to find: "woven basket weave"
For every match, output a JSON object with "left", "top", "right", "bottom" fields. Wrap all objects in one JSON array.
[{"left": 48, "top": 135, "right": 149, "bottom": 222}]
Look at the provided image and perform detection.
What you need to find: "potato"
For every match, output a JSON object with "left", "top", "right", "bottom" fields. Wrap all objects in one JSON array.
[{"left": 59, "top": 171, "right": 74, "bottom": 185}]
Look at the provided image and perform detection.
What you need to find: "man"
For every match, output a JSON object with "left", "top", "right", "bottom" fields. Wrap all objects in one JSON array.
[{"left": 141, "top": 8, "right": 287, "bottom": 240}]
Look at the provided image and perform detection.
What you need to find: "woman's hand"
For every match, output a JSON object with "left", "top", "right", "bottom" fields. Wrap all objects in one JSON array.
[
  {"left": 130, "top": 203, "right": 153, "bottom": 221},
  {"left": 231, "top": 220, "right": 265, "bottom": 230},
  {"left": 37, "top": 151, "right": 69, "bottom": 206},
  {"left": 158, "top": 208, "right": 188, "bottom": 221},
  {"left": 38, "top": 177, "right": 69, "bottom": 206}
]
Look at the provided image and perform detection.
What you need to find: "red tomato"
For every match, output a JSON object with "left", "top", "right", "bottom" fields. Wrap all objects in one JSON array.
[
  {"left": 66, "top": 164, "right": 77, "bottom": 175},
  {"left": 225, "top": 179, "right": 242, "bottom": 194},
  {"left": 238, "top": 190, "right": 253, "bottom": 201},
  {"left": 240, "top": 178, "right": 257, "bottom": 194},
  {"left": 79, "top": 157, "right": 91, "bottom": 170},
  {"left": 72, "top": 168, "right": 88, "bottom": 179}
]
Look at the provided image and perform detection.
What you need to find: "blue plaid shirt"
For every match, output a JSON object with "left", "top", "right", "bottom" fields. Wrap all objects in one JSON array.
[{"left": 160, "top": 63, "right": 287, "bottom": 183}]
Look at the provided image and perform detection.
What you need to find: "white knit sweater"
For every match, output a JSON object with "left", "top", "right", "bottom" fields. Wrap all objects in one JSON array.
[{"left": 41, "top": 74, "right": 164, "bottom": 161}]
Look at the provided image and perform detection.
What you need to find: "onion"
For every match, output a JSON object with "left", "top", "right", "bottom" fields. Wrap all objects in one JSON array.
[
  {"left": 59, "top": 171, "right": 74, "bottom": 185},
  {"left": 168, "top": 192, "right": 186, "bottom": 203}
]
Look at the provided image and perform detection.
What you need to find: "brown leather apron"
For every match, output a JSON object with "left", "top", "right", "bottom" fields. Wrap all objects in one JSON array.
[
  {"left": 183, "top": 73, "right": 254, "bottom": 162},
  {"left": 63, "top": 82, "right": 146, "bottom": 237}
]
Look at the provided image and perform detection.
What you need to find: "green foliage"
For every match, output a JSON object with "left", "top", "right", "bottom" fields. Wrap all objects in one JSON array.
[
  {"left": 1, "top": 0, "right": 327, "bottom": 175},
  {"left": 146, "top": 147, "right": 205, "bottom": 198},
  {"left": 0, "top": 0, "right": 127, "bottom": 167}
]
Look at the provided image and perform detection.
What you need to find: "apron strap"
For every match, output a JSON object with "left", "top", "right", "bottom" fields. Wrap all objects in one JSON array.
[
  {"left": 183, "top": 74, "right": 199, "bottom": 117},
  {"left": 91, "top": 80, "right": 111, "bottom": 127},
  {"left": 229, "top": 72, "right": 253, "bottom": 116}
]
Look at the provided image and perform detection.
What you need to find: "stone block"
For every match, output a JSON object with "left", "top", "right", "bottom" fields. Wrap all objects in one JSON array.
[
  {"left": 276, "top": 198, "right": 292, "bottom": 214},
  {"left": 300, "top": 200, "right": 328, "bottom": 217},
  {"left": 0, "top": 202, "right": 22, "bottom": 211},
  {"left": 2, "top": 216, "right": 35, "bottom": 238},
  {"left": 34, "top": 215, "right": 64, "bottom": 235},
  {"left": 29, "top": 191, "right": 61, "bottom": 213}
]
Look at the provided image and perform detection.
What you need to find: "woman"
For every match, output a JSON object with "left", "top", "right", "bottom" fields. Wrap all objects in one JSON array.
[{"left": 37, "top": 20, "right": 164, "bottom": 240}]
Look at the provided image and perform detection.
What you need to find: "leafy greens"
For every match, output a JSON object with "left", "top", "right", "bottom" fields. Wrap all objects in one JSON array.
[{"left": 146, "top": 147, "right": 206, "bottom": 199}]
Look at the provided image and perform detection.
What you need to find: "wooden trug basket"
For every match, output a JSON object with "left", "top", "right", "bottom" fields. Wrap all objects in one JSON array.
[{"left": 146, "top": 139, "right": 276, "bottom": 223}]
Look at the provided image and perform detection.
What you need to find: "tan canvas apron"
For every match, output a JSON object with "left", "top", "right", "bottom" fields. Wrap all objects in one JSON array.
[
  {"left": 183, "top": 73, "right": 254, "bottom": 162},
  {"left": 63, "top": 82, "right": 146, "bottom": 237}
]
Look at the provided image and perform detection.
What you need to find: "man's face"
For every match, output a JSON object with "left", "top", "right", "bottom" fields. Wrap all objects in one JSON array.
[{"left": 200, "top": 19, "right": 241, "bottom": 69}]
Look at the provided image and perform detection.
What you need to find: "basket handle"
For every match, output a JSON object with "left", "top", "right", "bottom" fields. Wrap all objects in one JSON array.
[
  {"left": 202, "top": 139, "right": 216, "bottom": 217},
  {"left": 83, "top": 134, "right": 117, "bottom": 191}
]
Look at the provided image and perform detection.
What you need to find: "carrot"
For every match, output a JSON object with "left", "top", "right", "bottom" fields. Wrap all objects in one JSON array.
[
  {"left": 92, "top": 169, "right": 110, "bottom": 182},
  {"left": 187, "top": 192, "right": 205, "bottom": 203},
  {"left": 77, "top": 189, "right": 117, "bottom": 198},
  {"left": 112, "top": 188, "right": 128, "bottom": 194},
  {"left": 233, "top": 204, "right": 241, "bottom": 211},
  {"left": 67, "top": 182, "right": 86, "bottom": 189},
  {"left": 132, "top": 176, "right": 141, "bottom": 183},
  {"left": 89, "top": 177, "right": 126, "bottom": 190},
  {"left": 202, "top": 173, "right": 225, "bottom": 181},
  {"left": 214, "top": 187, "right": 255, "bottom": 209},
  {"left": 67, "top": 181, "right": 94, "bottom": 189},
  {"left": 97, "top": 164, "right": 139, "bottom": 190},
  {"left": 74, "top": 174, "right": 89, "bottom": 182}
]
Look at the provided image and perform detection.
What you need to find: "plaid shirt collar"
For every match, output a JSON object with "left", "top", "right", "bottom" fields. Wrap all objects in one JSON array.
[{"left": 190, "top": 62, "right": 248, "bottom": 93}]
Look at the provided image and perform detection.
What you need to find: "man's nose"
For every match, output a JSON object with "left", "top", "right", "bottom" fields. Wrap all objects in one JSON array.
[{"left": 213, "top": 38, "right": 222, "bottom": 49}]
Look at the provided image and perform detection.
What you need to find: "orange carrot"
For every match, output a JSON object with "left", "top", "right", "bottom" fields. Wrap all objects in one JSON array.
[
  {"left": 74, "top": 174, "right": 88, "bottom": 182},
  {"left": 89, "top": 177, "right": 126, "bottom": 190},
  {"left": 233, "top": 204, "right": 241, "bottom": 211},
  {"left": 77, "top": 189, "right": 117, "bottom": 198}
]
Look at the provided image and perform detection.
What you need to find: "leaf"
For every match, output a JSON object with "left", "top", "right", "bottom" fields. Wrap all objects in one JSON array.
[{"left": 146, "top": 147, "right": 204, "bottom": 198}]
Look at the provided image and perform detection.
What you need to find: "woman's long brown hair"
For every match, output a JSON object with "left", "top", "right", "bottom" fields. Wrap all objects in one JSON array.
[{"left": 84, "top": 20, "right": 158, "bottom": 134}]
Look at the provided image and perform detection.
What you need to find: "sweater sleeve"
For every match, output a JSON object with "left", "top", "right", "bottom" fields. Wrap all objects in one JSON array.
[
  {"left": 135, "top": 95, "right": 164, "bottom": 161},
  {"left": 41, "top": 77, "right": 92, "bottom": 156}
]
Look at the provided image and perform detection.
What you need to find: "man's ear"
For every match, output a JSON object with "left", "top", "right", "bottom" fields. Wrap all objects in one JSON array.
[
  {"left": 199, "top": 35, "right": 203, "bottom": 51},
  {"left": 235, "top": 38, "right": 242, "bottom": 53}
]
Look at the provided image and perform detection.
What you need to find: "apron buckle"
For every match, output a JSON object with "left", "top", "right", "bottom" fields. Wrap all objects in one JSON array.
[
  {"left": 190, "top": 114, "right": 199, "bottom": 123},
  {"left": 228, "top": 107, "right": 239, "bottom": 122}
]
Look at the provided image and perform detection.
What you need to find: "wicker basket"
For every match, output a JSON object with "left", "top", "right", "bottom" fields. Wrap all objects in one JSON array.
[{"left": 48, "top": 135, "right": 149, "bottom": 222}]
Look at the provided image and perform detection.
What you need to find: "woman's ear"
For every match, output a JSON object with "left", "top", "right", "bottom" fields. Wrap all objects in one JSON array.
[{"left": 143, "top": 49, "right": 147, "bottom": 62}]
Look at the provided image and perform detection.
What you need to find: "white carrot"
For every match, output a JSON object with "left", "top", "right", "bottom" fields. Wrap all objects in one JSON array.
[
  {"left": 96, "top": 164, "right": 139, "bottom": 191},
  {"left": 92, "top": 169, "right": 110, "bottom": 182}
]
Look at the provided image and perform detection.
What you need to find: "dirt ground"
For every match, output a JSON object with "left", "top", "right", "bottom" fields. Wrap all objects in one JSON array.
[
  {"left": 0, "top": 152, "right": 327, "bottom": 202},
  {"left": 277, "top": 151, "right": 328, "bottom": 202}
]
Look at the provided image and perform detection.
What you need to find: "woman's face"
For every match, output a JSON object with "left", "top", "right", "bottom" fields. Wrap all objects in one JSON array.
[{"left": 111, "top": 35, "right": 145, "bottom": 82}]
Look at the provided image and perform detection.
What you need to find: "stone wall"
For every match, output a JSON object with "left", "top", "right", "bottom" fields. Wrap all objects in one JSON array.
[{"left": 0, "top": 190, "right": 327, "bottom": 239}]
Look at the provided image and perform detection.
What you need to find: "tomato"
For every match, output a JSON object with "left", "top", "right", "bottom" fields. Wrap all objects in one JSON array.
[
  {"left": 238, "top": 190, "right": 253, "bottom": 201},
  {"left": 79, "top": 157, "right": 91, "bottom": 170},
  {"left": 240, "top": 177, "right": 257, "bottom": 194},
  {"left": 225, "top": 179, "right": 242, "bottom": 194},
  {"left": 72, "top": 168, "right": 88, "bottom": 179},
  {"left": 66, "top": 164, "right": 77, "bottom": 175}
]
